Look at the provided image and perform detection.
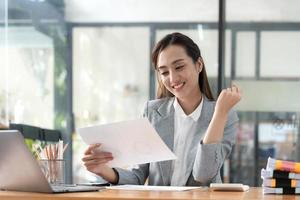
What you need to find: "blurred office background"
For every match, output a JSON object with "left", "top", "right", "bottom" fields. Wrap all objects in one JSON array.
[{"left": 1, "top": 0, "right": 300, "bottom": 186}]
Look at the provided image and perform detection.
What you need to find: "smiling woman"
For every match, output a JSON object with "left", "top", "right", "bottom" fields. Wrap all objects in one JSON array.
[
  {"left": 156, "top": 45, "right": 202, "bottom": 106},
  {"left": 152, "top": 33, "right": 214, "bottom": 115},
  {"left": 82, "top": 32, "right": 242, "bottom": 186}
]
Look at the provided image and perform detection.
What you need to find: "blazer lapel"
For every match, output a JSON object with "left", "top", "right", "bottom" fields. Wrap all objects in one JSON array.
[{"left": 152, "top": 98, "right": 175, "bottom": 185}]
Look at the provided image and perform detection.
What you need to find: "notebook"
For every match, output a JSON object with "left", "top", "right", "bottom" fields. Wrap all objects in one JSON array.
[
  {"left": 262, "top": 178, "right": 300, "bottom": 188},
  {"left": 261, "top": 168, "right": 300, "bottom": 180},
  {"left": 0, "top": 130, "right": 105, "bottom": 193}
]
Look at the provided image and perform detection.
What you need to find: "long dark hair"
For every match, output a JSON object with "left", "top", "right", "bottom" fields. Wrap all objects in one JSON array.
[{"left": 151, "top": 32, "right": 214, "bottom": 100}]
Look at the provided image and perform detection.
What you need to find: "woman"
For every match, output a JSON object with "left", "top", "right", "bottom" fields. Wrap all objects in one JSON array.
[{"left": 82, "top": 32, "right": 241, "bottom": 186}]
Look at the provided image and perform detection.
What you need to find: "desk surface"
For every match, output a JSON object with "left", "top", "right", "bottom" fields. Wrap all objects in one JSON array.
[{"left": 0, "top": 187, "right": 299, "bottom": 200}]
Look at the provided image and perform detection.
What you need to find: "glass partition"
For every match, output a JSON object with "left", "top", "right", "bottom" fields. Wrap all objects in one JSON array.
[
  {"left": 0, "top": 26, "right": 54, "bottom": 128},
  {"left": 72, "top": 26, "right": 150, "bottom": 182},
  {"left": 1, "top": 0, "right": 70, "bottom": 182},
  {"left": 227, "top": 0, "right": 300, "bottom": 186}
]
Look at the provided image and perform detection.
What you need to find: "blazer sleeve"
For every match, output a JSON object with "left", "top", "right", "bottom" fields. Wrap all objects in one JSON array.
[
  {"left": 112, "top": 101, "right": 150, "bottom": 185},
  {"left": 192, "top": 109, "right": 239, "bottom": 183}
]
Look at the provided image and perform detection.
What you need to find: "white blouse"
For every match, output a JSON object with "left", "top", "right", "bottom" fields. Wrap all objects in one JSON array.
[{"left": 171, "top": 97, "right": 203, "bottom": 186}]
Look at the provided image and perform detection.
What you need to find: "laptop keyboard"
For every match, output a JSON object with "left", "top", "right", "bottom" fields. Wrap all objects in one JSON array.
[{"left": 51, "top": 184, "right": 103, "bottom": 193}]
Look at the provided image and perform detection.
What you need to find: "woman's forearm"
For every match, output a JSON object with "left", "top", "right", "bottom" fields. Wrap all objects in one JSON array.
[
  {"left": 203, "top": 85, "right": 241, "bottom": 144},
  {"left": 202, "top": 110, "right": 228, "bottom": 144}
]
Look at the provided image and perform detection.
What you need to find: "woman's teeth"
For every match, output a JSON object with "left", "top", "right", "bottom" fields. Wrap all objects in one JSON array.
[{"left": 173, "top": 82, "right": 184, "bottom": 89}]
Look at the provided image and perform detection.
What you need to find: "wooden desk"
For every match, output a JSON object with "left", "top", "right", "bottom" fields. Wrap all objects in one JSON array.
[{"left": 0, "top": 187, "right": 298, "bottom": 200}]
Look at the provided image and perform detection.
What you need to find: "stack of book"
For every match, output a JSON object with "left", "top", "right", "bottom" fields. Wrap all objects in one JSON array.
[{"left": 261, "top": 157, "right": 300, "bottom": 194}]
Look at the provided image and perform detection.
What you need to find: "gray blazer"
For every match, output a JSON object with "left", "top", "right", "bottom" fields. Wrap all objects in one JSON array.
[{"left": 114, "top": 96, "right": 238, "bottom": 186}]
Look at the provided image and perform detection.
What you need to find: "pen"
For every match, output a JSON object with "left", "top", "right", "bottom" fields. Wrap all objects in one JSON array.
[{"left": 76, "top": 183, "right": 111, "bottom": 187}]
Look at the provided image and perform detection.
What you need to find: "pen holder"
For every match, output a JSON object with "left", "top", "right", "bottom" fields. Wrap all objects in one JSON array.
[{"left": 39, "top": 159, "right": 65, "bottom": 185}]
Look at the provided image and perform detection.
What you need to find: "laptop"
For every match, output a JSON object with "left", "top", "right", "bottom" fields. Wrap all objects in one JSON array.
[{"left": 0, "top": 130, "right": 106, "bottom": 193}]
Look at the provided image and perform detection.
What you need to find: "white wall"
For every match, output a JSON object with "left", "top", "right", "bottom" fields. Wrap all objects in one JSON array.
[
  {"left": 260, "top": 31, "right": 300, "bottom": 77},
  {"left": 65, "top": 0, "right": 300, "bottom": 23},
  {"left": 227, "top": 0, "right": 300, "bottom": 22},
  {"left": 235, "top": 80, "right": 300, "bottom": 112},
  {"left": 65, "top": 0, "right": 219, "bottom": 22}
]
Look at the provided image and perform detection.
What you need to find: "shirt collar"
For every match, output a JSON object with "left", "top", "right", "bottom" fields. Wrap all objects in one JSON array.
[{"left": 173, "top": 97, "right": 203, "bottom": 122}]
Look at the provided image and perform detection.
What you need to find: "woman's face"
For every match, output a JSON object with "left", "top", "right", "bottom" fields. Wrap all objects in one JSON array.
[{"left": 157, "top": 45, "right": 202, "bottom": 100}]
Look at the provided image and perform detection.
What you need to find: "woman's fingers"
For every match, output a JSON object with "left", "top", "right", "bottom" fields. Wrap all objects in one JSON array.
[
  {"left": 216, "top": 84, "right": 242, "bottom": 113},
  {"left": 231, "top": 84, "right": 241, "bottom": 94},
  {"left": 82, "top": 143, "right": 114, "bottom": 174},
  {"left": 84, "top": 157, "right": 113, "bottom": 166},
  {"left": 224, "top": 85, "right": 241, "bottom": 98},
  {"left": 82, "top": 152, "right": 113, "bottom": 162},
  {"left": 84, "top": 143, "right": 101, "bottom": 155}
]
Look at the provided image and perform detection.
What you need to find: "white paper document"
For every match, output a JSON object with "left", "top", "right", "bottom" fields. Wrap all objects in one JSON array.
[
  {"left": 107, "top": 185, "right": 201, "bottom": 191},
  {"left": 78, "top": 118, "right": 176, "bottom": 167},
  {"left": 210, "top": 183, "right": 249, "bottom": 192}
]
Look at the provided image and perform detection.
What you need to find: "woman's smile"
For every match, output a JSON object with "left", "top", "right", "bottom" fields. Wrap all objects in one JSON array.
[{"left": 171, "top": 82, "right": 186, "bottom": 91}]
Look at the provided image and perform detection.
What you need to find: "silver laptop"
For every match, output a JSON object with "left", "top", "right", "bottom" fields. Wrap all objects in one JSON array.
[{"left": 0, "top": 130, "right": 106, "bottom": 193}]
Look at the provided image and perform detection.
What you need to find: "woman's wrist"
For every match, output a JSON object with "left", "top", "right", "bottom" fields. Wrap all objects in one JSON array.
[
  {"left": 96, "top": 167, "right": 118, "bottom": 184},
  {"left": 111, "top": 168, "right": 119, "bottom": 184},
  {"left": 214, "top": 107, "right": 229, "bottom": 118}
]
